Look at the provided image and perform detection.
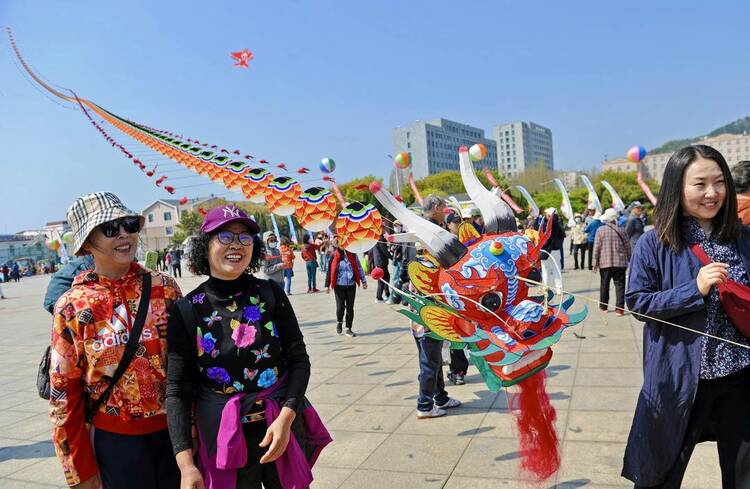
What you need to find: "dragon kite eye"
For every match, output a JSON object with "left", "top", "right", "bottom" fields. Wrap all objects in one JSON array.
[{"left": 480, "top": 292, "right": 503, "bottom": 312}]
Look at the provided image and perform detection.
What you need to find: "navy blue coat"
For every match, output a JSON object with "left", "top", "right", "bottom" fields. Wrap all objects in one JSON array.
[{"left": 623, "top": 227, "right": 750, "bottom": 485}]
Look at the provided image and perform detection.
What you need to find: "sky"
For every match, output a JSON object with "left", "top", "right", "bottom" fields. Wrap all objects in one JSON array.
[{"left": 1, "top": 0, "right": 749, "bottom": 232}]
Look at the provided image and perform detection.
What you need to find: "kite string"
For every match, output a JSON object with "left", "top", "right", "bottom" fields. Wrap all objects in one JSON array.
[{"left": 513, "top": 275, "right": 750, "bottom": 350}]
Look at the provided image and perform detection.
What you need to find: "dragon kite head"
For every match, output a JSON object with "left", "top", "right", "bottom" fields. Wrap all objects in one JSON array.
[{"left": 370, "top": 146, "right": 587, "bottom": 389}]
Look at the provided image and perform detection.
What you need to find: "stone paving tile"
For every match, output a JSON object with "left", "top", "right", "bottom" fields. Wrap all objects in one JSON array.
[
  {"left": 309, "top": 466, "right": 354, "bottom": 489},
  {"left": 339, "top": 468, "right": 447, "bottom": 488},
  {"left": 569, "top": 386, "right": 640, "bottom": 412},
  {"left": 326, "top": 404, "right": 414, "bottom": 433},
  {"left": 558, "top": 441, "right": 629, "bottom": 486},
  {"left": 360, "top": 433, "right": 470, "bottom": 475},
  {"left": 564, "top": 411, "right": 634, "bottom": 443},
  {"left": 394, "top": 407, "right": 487, "bottom": 438},
  {"left": 574, "top": 368, "right": 643, "bottom": 387},
  {"left": 315, "top": 430, "right": 389, "bottom": 469}
]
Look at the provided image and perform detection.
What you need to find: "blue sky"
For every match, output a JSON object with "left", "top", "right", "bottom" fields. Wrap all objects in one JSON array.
[{"left": 2, "top": 0, "right": 748, "bottom": 232}]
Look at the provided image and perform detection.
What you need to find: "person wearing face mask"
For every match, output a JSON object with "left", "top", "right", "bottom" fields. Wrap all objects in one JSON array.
[
  {"left": 167, "top": 206, "right": 330, "bottom": 489},
  {"left": 261, "top": 232, "right": 284, "bottom": 289},
  {"left": 624, "top": 145, "right": 750, "bottom": 488},
  {"left": 49, "top": 192, "right": 183, "bottom": 489}
]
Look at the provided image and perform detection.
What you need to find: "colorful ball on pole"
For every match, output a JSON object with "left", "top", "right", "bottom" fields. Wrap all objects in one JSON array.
[
  {"left": 627, "top": 145, "right": 647, "bottom": 163},
  {"left": 469, "top": 143, "right": 487, "bottom": 162},
  {"left": 62, "top": 232, "right": 74, "bottom": 245},
  {"left": 319, "top": 157, "right": 336, "bottom": 174},
  {"left": 46, "top": 239, "right": 61, "bottom": 251},
  {"left": 295, "top": 187, "right": 338, "bottom": 232},
  {"left": 335, "top": 202, "right": 383, "bottom": 254},
  {"left": 394, "top": 152, "right": 411, "bottom": 169}
]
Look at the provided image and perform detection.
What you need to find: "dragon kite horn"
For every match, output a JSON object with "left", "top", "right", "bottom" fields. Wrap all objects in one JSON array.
[
  {"left": 458, "top": 146, "right": 517, "bottom": 233},
  {"left": 369, "top": 181, "right": 467, "bottom": 268}
]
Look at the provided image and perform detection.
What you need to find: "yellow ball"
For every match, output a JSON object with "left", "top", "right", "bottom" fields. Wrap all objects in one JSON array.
[{"left": 490, "top": 241, "right": 503, "bottom": 255}]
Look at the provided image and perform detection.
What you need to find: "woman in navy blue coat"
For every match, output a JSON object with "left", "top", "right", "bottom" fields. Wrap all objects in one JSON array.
[{"left": 624, "top": 145, "right": 750, "bottom": 488}]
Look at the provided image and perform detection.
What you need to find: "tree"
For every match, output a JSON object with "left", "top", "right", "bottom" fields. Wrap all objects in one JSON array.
[{"left": 171, "top": 210, "right": 203, "bottom": 245}]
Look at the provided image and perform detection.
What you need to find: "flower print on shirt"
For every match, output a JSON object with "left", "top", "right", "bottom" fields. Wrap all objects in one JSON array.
[
  {"left": 231, "top": 322, "right": 257, "bottom": 349},
  {"left": 196, "top": 327, "right": 217, "bottom": 356},
  {"left": 244, "top": 368, "right": 258, "bottom": 381},
  {"left": 206, "top": 367, "right": 231, "bottom": 385},
  {"left": 232, "top": 381, "right": 245, "bottom": 392},
  {"left": 257, "top": 367, "right": 277, "bottom": 388},
  {"left": 263, "top": 321, "right": 278, "bottom": 338},
  {"left": 243, "top": 305, "right": 262, "bottom": 323},
  {"left": 192, "top": 293, "right": 206, "bottom": 305}
]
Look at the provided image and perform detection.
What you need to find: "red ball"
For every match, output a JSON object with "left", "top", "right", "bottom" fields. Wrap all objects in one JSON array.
[{"left": 371, "top": 267, "right": 385, "bottom": 281}]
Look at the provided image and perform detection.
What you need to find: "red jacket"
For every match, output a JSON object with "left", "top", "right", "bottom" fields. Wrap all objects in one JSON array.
[{"left": 326, "top": 249, "right": 364, "bottom": 287}]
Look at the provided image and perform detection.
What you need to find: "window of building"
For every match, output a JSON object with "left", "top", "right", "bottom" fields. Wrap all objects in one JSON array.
[
  {"left": 164, "top": 212, "right": 172, "bottom": 221},
  {"left": 148, "top": 213, "right": 154, "bottom": 223},
  {"left": 166, "top": 226, "right": 174, "bottom": 236}
]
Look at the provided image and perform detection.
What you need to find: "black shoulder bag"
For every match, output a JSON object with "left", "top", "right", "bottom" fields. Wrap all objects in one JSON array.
[{"left": 84, "top": 273, "right": 152, "bottom": 422}]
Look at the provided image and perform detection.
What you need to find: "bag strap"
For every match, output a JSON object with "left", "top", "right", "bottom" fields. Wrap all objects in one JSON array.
[
  {"left": 88, "top": 273, "right": 152, "bottom": 419},
  {"left": 689, "top": 243, "right": 712, "bottom": 266}
]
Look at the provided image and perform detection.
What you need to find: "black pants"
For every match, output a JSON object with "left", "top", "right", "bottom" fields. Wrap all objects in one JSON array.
[
  {"left": 94, "top": 428, "right": 180, "bottom": 489},
  {"left": 237, "top": 421, "right": 283, "bottom": 489},
  {"left": 634, "top": 368, "right": 750, "bottom": 489},
  {"left": 449, "top": 348, "right": 469, "bottom": 374},
  {"left": 599, "top": 267, "right": 626, "bottom": 311},
  {"left": 334, "top": 284, "right": 356, "bottom": 330},
  {"left": 573, "top": 244, "right": 586, "bottom": 269},
  {"left": 172, "top": 264, "right": 182, "bottom": 278},
  {"left": 376, "top": 266, "right": 391, "bottom": 300},
  {"left": 586, "top": 242, "right": 594, "bottom": 269}
]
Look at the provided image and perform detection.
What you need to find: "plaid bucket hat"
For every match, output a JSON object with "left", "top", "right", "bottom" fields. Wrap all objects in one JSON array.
[{"left": 66, "top": 191, "right": 144, "bottom": 255}]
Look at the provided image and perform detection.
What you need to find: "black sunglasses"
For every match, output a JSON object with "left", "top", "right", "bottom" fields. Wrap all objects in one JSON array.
[
  {"left": 98, "top": 217, "right": 142, "bottom": 238},
  {"left": 216, "top": 231, "right": 254, "bottom": 246}
]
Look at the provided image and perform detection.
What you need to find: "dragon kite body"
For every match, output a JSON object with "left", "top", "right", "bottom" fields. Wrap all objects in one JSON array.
[{"left": 370, "top": 146, "right": 587, "bottom": 480}]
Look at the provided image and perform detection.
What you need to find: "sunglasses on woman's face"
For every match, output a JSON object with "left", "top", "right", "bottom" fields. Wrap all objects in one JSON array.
[
  {"left": 98, "top": 217, "right": 142, "bottom": 238},
  {"left": 216, "top": 231, "right": 254, "bottom": 246}
]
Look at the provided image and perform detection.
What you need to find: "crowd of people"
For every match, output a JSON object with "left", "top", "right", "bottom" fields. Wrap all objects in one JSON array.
[{"left": 35, "top": 151, "right": 750, "bottom": 488}]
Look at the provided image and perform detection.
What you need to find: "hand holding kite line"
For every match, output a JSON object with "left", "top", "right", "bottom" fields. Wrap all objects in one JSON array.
[{"left": 231, "top": 48, "right": 254, "bottom": 68}]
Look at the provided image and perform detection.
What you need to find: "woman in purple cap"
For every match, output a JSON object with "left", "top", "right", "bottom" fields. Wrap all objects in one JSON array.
[{"left": 166, "top": 205, "right": 330, "bottom": 489}]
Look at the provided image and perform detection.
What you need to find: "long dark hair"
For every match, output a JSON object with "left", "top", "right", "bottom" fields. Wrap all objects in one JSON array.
[
  {"left": 187, "top": 232, "right": 265, "bottom": 276},
  {"left": 652, "top": 144, "right": 739, "bottom": 251}
]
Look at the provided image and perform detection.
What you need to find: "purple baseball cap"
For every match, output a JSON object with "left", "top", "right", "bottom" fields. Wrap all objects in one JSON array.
[{"left": 201, "top": 205, "right": 261, "bottom": 234}]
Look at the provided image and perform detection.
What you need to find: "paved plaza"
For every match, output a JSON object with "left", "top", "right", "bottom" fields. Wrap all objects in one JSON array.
[{"left": 0, "top": 260, "right": 723, "bottom": 488}]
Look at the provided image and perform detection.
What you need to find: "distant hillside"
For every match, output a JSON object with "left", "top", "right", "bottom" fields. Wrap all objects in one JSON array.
[{"left": 650, "top": 116, "right": 750, "bottom": 154}]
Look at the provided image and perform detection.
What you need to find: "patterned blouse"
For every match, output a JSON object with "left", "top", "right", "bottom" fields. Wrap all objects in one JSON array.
[
  {"left": 682, "top": 217, "right": 750, "bottom": 379},
  {"left": 166, "top": 274, "right": 310, "bottom": 455}
]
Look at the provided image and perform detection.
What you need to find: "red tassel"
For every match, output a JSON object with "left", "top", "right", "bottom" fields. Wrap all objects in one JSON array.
[
  {"left": 511, "top": 371, "right": 559, "bottom": 481},
  {"left": 179, "top": 197, "right": 189, "bottom": 205},
  {"left": 164, "top": 185, "right": 176, "bottom": 194}
]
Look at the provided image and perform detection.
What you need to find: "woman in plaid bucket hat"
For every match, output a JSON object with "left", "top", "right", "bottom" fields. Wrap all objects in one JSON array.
[
  {"left": 166, "top": 205, "right": 330, "bottom": 489},
  {"left": 49, "top": 192, "right": 182, "bottom": 489}
]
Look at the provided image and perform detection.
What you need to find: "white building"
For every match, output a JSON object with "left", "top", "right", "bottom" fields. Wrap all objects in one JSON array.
[
  {"left": 493, "top": 121, "right": 554, "bottom": 178},
  {"left": 392, "top": 118, "right": 498, "bottom": 182},
  {"left": 141, "top": 199, "right": 181, "bottom": 251}
]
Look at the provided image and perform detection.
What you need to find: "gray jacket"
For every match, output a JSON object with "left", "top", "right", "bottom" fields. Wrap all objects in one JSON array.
[{"left": 263, "top": 243, "right": 284, "bottom": 284}]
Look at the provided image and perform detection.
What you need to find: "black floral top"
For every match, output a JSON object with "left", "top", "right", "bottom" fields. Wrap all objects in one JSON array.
[
  {"left": 166, "top": 274, "right": 310, "bottom": 454},
  {"left": 682, "top": 217, "right": 750, "bottom": 379}
]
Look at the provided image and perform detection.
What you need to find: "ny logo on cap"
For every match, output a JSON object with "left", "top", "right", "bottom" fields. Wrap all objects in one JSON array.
[{"left": 222, "top": 206, "right": 241, "bottom": 218}]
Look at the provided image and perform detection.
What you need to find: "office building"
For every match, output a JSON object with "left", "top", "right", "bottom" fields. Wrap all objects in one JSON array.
[{"left": 493, "top": 121, "right": 554, "bottom": 178}]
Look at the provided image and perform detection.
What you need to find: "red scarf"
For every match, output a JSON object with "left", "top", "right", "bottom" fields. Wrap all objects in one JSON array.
[{"left": 329, "top": 249, "right": 362, "bottom": 286}]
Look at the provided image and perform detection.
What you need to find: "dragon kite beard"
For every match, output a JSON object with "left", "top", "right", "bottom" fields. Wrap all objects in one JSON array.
[{"left": 512, "top": 370, "right": 560, "bottom": 480}]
